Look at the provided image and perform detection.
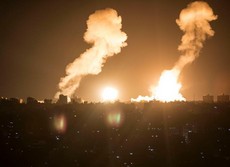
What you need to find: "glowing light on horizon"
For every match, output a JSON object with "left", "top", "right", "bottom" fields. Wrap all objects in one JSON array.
[
  {"left": 131, "top": 95, "right": 154, "bottom": 102},
  {"left": 131, "top": 70, "right": 185, "bottom": 102},
  {"left": 131, "top": 1, "right": 217, "bottom": 103},
  {"left": 102, "top": 87, "right": 118, "bottom": 102},
  {"left": 55, "top": 8, "right": 127, "bottom": 99},
  {"left": 152, "top": 70, "right": 185, "bottom": 102}
]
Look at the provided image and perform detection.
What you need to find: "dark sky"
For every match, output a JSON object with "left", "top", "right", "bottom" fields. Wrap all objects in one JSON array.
[{"left": 0, "top": 0, "right": 229, "bottom": 102}]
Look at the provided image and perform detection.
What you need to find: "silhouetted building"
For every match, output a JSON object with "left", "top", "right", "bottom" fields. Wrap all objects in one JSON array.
[
  {"left": 0, "top": 97, "right": 7, "bottom": 104},
  {"left": 203, "top": 94, "right": 214, "bottom": 103},
  {"left": 217, "top": 94, "right": 229, "bottom": 103},
  {"left": 27, "top": 97, "right": 38, "bottom": 104},
  {"left": 57, "top": 94, "right": 68, "bottom": 104},
  {"left": 9, "top": 98, "right": 20, "bottom": 104},
  {"left": 71, "top": 97, "right": 83, "bottom": 103},
  {"left": 44, "top": 99, "right": 52, "bottom": 104}
]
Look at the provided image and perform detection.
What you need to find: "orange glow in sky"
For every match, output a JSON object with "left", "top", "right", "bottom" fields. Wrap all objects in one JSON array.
[
  {"left": 152, "top": 70, "right": 185, "bottom": 102},
  {"left": 102, "top": 87, "right": 118, "bottom": 102},
  {"left": 131, "top": 70, "right": 185, "bottom": 102}
]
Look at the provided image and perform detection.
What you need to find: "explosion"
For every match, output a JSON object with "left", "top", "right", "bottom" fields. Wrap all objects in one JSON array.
[
  {"left": 131, "top": 69, "right": 184, "bottom": 102},
  {"left": 102, "top": 87, "right": 118, "bottom": 102},
  {"left": 132, "top": 1, "right": 217, "bottom": 102},
  {"left": 153, "top": 69, "right": 185, "bottom": 102},
  {"left": 55, "top": 8, "right": 127, "bottom": 99}
]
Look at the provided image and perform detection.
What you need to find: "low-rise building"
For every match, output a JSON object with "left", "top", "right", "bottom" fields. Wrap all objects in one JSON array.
[
  {"left": 217, "top": 94, "right": 229, "bottom": 103},
  {"left": 203, "top": 94, "right": 214, "bottom": 103}
]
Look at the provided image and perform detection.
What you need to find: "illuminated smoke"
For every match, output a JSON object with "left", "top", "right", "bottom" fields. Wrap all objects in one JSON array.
[
  {"left": 153, "top": 69, "right": 185, "bottom": 102},
  {"left": 174, "top": 1, "right": 217, "bottom": 71},
  {"left": 55, "top": 8, "right": 127, "bottom": 98},
  {"left": 132, "top": 1, "right": 217, "bottom": 102}
]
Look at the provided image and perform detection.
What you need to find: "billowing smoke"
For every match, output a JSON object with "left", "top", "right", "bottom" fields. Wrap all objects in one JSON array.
[
  {"left": 55, "top": 8, "right": 127, "bottom": 99},
  {"left": 173, "top": 1, "right": 217, "bottom": 71},
  {"left": 132, "top": 1, "right": 217, "bottom": 102}
]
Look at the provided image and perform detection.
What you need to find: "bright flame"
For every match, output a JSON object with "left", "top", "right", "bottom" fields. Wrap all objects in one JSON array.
[
  {"left": 152, "top": 70, "right": 185, "bottom": 102},
  {"left": 55, "top": 8, "right": 127, "bottom": 99},
  {"left": 131, "top": 70, "right": 185, "bottom": 102},
  {"left": 131, "top": 95, "right": 154, "bottom": 102},
  {"left": 131, "top": 1, "right": 217, "bottom": 103},
  {"left": 102, "top": 87, "right": 118, "bottom": 102}
]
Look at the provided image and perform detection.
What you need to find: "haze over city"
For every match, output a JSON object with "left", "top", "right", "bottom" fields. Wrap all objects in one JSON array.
[
  {"left": 0, "top": 0, "right": 229, "bottom": 102},
  {"left": 1, "top": 1, "right": 230, "bottom": 167}
]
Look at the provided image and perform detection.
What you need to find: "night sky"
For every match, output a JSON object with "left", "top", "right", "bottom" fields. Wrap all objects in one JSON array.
[{"left": 0, "top": 0, "right": 229, "bottom": 102}]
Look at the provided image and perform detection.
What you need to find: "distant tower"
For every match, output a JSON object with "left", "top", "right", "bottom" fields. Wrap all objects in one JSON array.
[
  {"left": 71, "top": 96, "right": 83, "bottom": 103},
  {"left": 217, "top": 94, "right": 229, "bottom": 103},
  {"left": 203, "top": 94, "right": 214, "bottom": 103},
  {"left": 57, "top": 94, "right": 68, "bottom": 104}
]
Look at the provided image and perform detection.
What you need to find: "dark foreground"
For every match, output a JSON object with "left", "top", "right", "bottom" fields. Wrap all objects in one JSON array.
[{"left": 0, "top": 101, "right": 230, "bottom": 167}]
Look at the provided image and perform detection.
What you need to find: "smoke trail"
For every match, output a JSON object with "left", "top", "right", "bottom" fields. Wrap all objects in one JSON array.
[
  {"left": 153, "top": 1, "right": 217, "bottom": 102},
  {"left": 174, "top": 1, "right": 217, "bottom": 71},
  {"left": 131, "top": 1, "right": 217, "bottom": 102},
  {"left": 55, "top": 8, "right": 127, "bottom": 98}
]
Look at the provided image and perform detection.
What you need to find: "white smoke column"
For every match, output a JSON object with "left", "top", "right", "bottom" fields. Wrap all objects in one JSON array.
[
  {"left": 55, "top": 8, "right": 127, "bottom": 98},
  {"left": 174, "top": 1, "right": 217, "bottom": 71},
  {"left": 153, "top": 1, "right": 217, "bottom": 102},
  {"left": 131, "top": 1, "right": 217, "bottom": 102}
]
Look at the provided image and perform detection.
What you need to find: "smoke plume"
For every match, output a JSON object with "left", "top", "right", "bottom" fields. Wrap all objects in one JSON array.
[
  {"left": 173, "top": 1, "right": 217, "bottom": 71},
  {"left": 55, "top": 8, "right": 127, "bottom": 98},
  {"left": 131, "top": 1, "right": 217, "bottom": 102}
]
